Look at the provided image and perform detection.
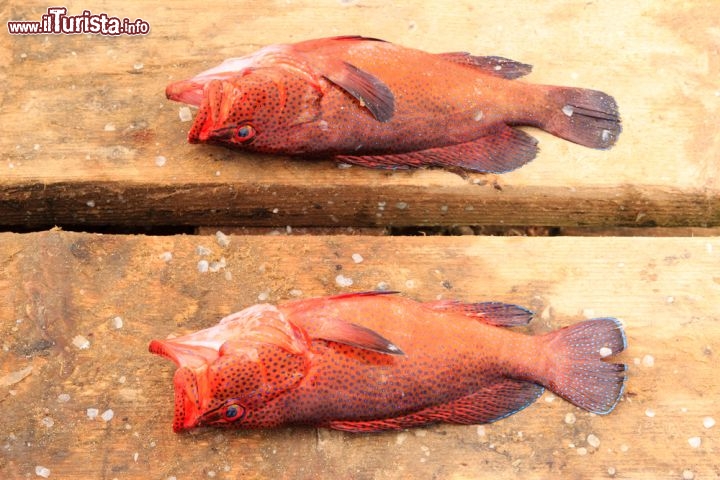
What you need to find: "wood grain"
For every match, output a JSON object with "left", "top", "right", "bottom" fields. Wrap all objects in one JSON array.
[
  {"left": 1, "top": 231, "right": 718, "bottom": 479},
  {"left": 2, "top": 0, "right": 719, "bottom": 229}
]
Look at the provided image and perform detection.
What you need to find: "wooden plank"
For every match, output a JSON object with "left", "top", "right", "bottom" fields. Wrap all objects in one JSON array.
[
  {"left": 2, "top": 1, "right": 719, "bottom": 229},
  {"left": 1, "top": 231, "right": 718, "bottom": 479}
]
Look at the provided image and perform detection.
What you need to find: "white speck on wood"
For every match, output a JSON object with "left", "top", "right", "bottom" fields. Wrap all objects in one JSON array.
[
  {"left": 110, "top": 316, "right": 123, "bottom": 329},
  {"left": 86, "top": 408, "right": 99, "bottom": 420},
  {"left": 587, "top": 434, "right": 600, "bottom": 448},
  {"left": 72, "top": 335, "right": 90, "bottom": 350},
  {"left": 562, "top": 105, "right": 574, "bottom": 117},
  {"left": 564, "top": 413, "right": 576, "bottom": 424},
  {"left": 35, "top": 466, "right": 51, "bottom": 478},
  {"left": 216, "top": 231, "right": 231, "bottom": 247},
  {"left": 178, "top": 106, "right": 192, "bottom": 122},
  {"left": 155, "top": 155, "right": 167, "bottom": 167},
  {"left": 683, "top": 469, "right": 695, "bottom": 480},
  {"left": 104, "top": 123, "right": 116, "bottom": 132},
  {"left": 57, "top": 393, "right": 70, "bottom": 403},
  {"left": 642, "top": 354, "right": 655, "bottom": 367},
  {"left": 688, "top": 436, "right": 701, "bottom": 448},
  {"left": 645, "top": 408, "right": 655, "bottom": 418},
  {"left": 703, "top": 416, "right": 716, "bottom": 429},
  {"left": 197, "top": 260, "right": 209, "bottom": 273},
  {"left": 335, "top": 274, "right": 353, "bottom": 287},
  {"left": 101, "top": 409, "right": 114, "bottom": 422},
  {"left": 351, "top": 253, "right": 364, "bottom": 264}
]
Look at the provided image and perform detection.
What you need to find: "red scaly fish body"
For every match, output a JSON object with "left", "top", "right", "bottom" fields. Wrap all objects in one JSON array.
[
  {"left": 149, "top": 292, "right": 627, "bottom": 433},
  {"left": 166, "top": 36, "right": 621, "bottom": 173}
]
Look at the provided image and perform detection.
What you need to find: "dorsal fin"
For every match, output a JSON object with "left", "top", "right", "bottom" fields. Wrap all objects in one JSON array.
[
  {"left": 424, "top": 300, "right": 534, "bottom": 327},
  {"left": 439, "top": 52, "right": 532, "bottom": 79}
]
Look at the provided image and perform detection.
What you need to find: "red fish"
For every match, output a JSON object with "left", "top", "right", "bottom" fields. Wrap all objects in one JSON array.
[
  {"left": 149, "top": 292, "right": 627, "bottom": 433},
  {"left": 166, "top": 36, "right": 621, "bottom": 173}
]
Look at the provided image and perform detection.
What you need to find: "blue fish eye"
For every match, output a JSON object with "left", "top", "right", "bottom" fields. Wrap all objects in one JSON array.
[
  {"left": 235, "top": 124, "right": 256, "bottom": 142},
  {"left": 225, "top": 404, "right": 240, "bottom": 419}
]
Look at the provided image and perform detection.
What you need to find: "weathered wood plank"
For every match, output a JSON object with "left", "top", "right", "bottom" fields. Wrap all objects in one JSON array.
[
  {"left": 2, "top": 1, "right": 719, "bottom": 228},
  {"left": 1, "top": 231, "right": 718, "bottom": 479}
]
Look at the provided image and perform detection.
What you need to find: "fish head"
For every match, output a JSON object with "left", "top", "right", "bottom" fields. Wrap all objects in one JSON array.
[
  {"left": 149, "top": 304, "right": 311, "bottom": 432},
  {"left": 181, "top": 70, "right": 321, "bottom": 152}
]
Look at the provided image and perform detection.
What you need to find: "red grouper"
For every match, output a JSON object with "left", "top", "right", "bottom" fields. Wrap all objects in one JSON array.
[
  {"left": 166, "top": 36, "right": 621, "bottom": 174},
  {"left": 149, "top": 292, "right": 627, "bottom": 432}
]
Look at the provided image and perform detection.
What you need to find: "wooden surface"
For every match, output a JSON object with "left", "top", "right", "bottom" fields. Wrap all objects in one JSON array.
[
  {"left": 1, "top": 230, "right": 718, "bottom": 479},
  {"left": 2, "top": 0, "right": 720, "bottom": 229}
]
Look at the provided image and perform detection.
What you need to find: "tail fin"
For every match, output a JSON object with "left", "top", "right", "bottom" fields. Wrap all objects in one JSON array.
[
  {"left": 543, "top": 87, "right": 621, "bottom": 149},
  {"left": 541, "top": 318, "right": 627, "bottom": 414}
]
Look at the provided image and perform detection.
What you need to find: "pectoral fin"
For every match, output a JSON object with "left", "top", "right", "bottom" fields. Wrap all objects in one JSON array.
[
  {"left": 322, "top": 61, "right": 395, "bottom": 122},
  {"left": 314, "top": 317, "right": 404, "bottom": 355}
]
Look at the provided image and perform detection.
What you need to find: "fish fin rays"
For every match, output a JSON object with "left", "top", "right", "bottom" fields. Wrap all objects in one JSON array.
[
  {"left": 321, "top": 61, "right": 395, "bottom": 122},
  {"left": 335, "top": 125, "right": 538, "bottom": 173},
  {"left": 540, "top": 318, "right": 627, "bottom": 414},
  {"left": 544, "top": 87, "right": 621, "bottom": 149},
  {"left": 424, "top": 301, "right": 534, "bottom": 327},
  {"left": 329, "top": 380, "right": 544, "bottom": 432},
  {"left": 439, "top": 52, "right": 533, "bottom": 79},
  {"left": 314, "top": 317, "right": 405, "bottom": 356}
]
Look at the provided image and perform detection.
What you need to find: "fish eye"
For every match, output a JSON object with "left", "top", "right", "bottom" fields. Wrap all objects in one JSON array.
[
  {"left": 234, "top": 124, "right": 256, "bottom": 143},
  {"left": 224, "top": 403, "right": 245, "bottom": 420}
]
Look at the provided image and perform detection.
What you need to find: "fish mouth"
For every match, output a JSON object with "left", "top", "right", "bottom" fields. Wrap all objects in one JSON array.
[
  {"left": 166, "top": 79, "right": 205, "bottom": 106},
  {"left": 187, "top": 79, "right": 228, "bottom": 144}
]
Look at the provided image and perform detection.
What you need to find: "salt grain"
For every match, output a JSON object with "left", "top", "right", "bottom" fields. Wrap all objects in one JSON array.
[
  {"left": 688, "top": 436, "right": 701, "bottom": 448},
  {"left": 110, "top": 316, "right": 123, "bottom": 329},
  {"left": 335, "top": 274, "right": 353, "bottom": 287},
  {"left": 42, "top": 417, "right": 54, "bottom": 428},
  {"left": 72, "top": 335, "right": 90, "bottom": 350},
  {"left": 405, "top": 279, "right": 416, "bottom": 289},
  {"left": 197, "top": 260, "right": 209, "bottom": 273},
  {"left": 35, "top": 466, "right": 51, "bottom": 478},
  {"left": 351, "top": 253, "right": 364, "bottom": 264},
  {"left": 396, "top": 433, "right": 408, "bottom": 445},
  {"left": 179, "top": 106, "right": 192, "bottom": 122},
  {"left": 587, "top": 434, "right": 600, "bottom": 448},
  {"left": 645, "top": 408, "right": 655, "bottom": 418},
  {"left": 576, "top": 447, "right": 587, "bottom": 455},
  {"left": 155, "top": 155, "right": 167, "bottom": 167},
  {"left": 57, "top": 393, "right": 70, "bottom": 403},
  {"left": 562, "top": 105, "right": 574, "bottom": 117},
  {"left": 703, "top": 416, "right": 715, "bottom": 429},
  {"left": 289, "top": 289, "right": 303, "bottom": 297},
  {"left": 642, "top": 354, "right": 655, "bottom": 367},
  {"left": 86, "top": 200, "right": 96, "bottom": 208},
  {"left": 564, "top": 413, "right": 576, "bottom": 424},
  {"left": 620, "top": 444, "right": 629, "bottom": 452},
  {"left": 216, "top": 231, "right": 231, "bottom": 247},
  {"left": 545, "top": 394, "right": 556, "bottom": 403},
  {"left": 476, "top": 426, "right": 486, "bottom": 437},
  {"left": 395, "top": 201, "right": 408, "bottom": 210},
  {"left": 683, "top": 469, "right": 695, "bottom": 480},
  {"left": 87, "top": 408, "right": 99, "bottom": 420},
  {"left": 104, "top": 123, "right": 116, "bottom": 132},
  {"left": 159, "top": 251, "right": 173, "bottom": 262},
  {"left": 101, "top": 409, "right": 114, "bottom": 422},
  {"left": 377, "top": 281, "right": 390, "bottom": 291},
  {"left": 607, "top": 466, "right": 616, "bottom": 476},
  {"left": 133, "top": 62, "right": 144, "bottom": 71},
  {"left": 133, "top": 452, "right": 139, "bottom": 462},
  {"left": 599, "top": 347, "right": 613, "bottom": 358},
  {"left": 196, "top": 245, "right": 212, "bottom": 256},
  {"left": 258, "top": 291, "right": 269, "bottom": 301}
]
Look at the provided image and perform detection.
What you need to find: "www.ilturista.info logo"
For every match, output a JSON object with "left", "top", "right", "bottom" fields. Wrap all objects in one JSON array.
[{"left": 8, "top": 7, "right": 150, "bottom": 35}]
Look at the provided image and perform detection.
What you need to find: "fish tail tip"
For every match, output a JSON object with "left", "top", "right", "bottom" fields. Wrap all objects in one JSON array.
[{"left": 542, "top": 317, "right": 628, "bottom": 414}]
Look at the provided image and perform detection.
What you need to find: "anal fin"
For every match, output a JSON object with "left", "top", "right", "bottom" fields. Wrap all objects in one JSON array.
[
  {"left": 425, "top": 301, "right": 534, "bottom": 327},
  {"left": 335, "top": 124, "right": 538, "bottom": 173},
  {"left": 329, "top": 379, "right": 544, "bottom": 432}
]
